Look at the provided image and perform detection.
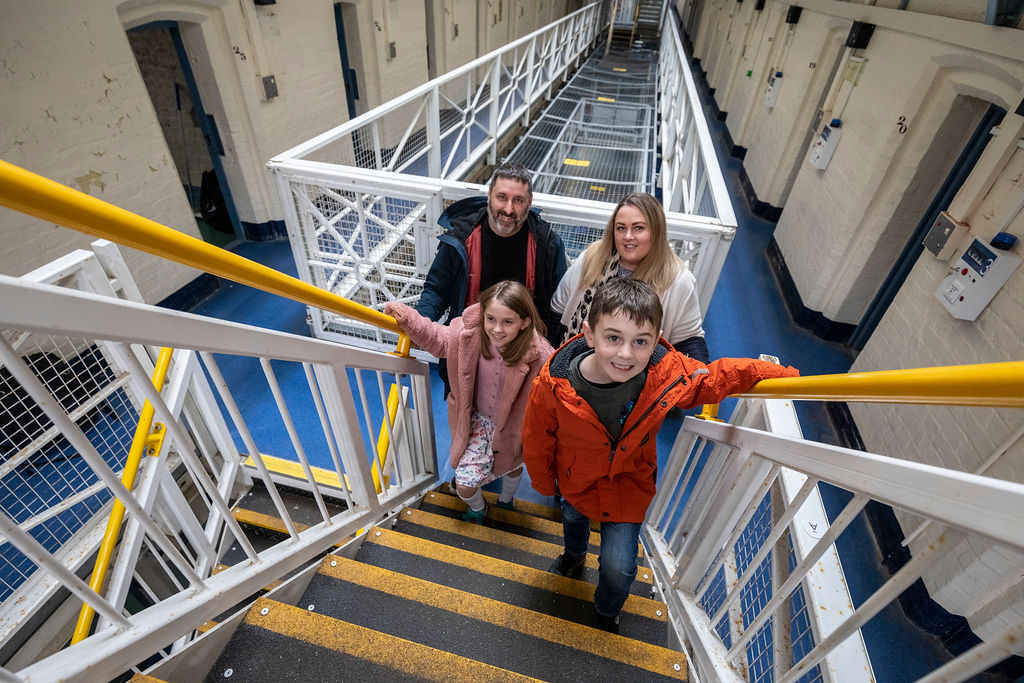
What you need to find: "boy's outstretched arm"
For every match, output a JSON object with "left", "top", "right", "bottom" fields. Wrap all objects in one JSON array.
[
  {"left": 522, "top": 378, "right": 559, "bottom": 496},
  {"left": 681, "top": 356, "right": 800, "bottom": 409}
]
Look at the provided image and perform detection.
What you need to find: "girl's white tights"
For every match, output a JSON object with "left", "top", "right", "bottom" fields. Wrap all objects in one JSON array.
[
  {"left": 458, "top": 487, "right": 486, "bottom": 512},
  {"left": 499, "top": 472, "right": 523, "bottom": 504}
]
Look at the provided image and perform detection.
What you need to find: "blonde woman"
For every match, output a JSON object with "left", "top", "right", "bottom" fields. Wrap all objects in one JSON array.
[{"left": 550, "top": 193, "right": 709, "bottom": 362}]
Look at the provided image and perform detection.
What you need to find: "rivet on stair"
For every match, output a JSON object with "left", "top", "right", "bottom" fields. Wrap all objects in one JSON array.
[
  {"left": 643, "top": 573, "right": 649, "bottom": 579},
  {"left": 260, "top": 607, "right": 269, "bottom": 616},
  {"left": 674, "top": 664, "right": 681, "bottom": 672},
  {"left": 224, "top": 668, "right": 233, "bottom": 678},
  {"left": 376, "top": 531, "right": 382, "bottom": 536},
  {"left": 331, "top": 560, "right": 338, "bottom": 566},
  {"left": 656, "top": 610, "right": 663, "bottom": 616},
  {"left": 307, "top": 604, "right": 315, "bottom": 611},
  {"left": 407, "top": 510, "right": 413, "bottom": 515}
]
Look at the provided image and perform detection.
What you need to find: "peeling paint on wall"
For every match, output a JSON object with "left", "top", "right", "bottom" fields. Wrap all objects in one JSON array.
[{"left": 74, "top": 169, "right": 105, "bottom": 193}]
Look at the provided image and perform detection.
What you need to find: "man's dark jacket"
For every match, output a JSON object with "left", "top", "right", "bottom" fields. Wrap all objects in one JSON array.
[{"left": 416, "top": 196, "right": 568, "bottom": 345}]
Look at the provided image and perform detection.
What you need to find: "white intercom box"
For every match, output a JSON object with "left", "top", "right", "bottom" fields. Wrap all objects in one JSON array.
[
  {"left": 809, "top": 120, "right": 842, "bottom": 170},
  {"left": 936, "top": 238, "right": 1021, "bottom": 321},
  {"left": 764, "top": 71, "right": 782, "bottom": 108}
]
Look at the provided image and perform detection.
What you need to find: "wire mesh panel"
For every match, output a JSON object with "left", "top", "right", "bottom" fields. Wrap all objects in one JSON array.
[{"left": 0, "top": 332, "right": 139, "bottom": 601}]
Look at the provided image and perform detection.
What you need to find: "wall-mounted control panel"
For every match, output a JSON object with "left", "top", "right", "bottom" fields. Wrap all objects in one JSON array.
[
  {"left": 809, "top": 119, "right": 842, "bottom": 169},
  {"left": 936, "top": 238, "right": 1021, "bottom": 321},
  {"left": 923, "top": 211, "right": 969, "bottom": 260},
  {"left": 764, "top": 71, "right": 782, "bottom": 108}
]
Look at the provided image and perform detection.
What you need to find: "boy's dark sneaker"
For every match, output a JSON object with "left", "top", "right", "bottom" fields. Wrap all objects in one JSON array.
[
  {"left": 594, "top": 608, "right": 620, "bottom": 634},
  {"left": 494, "top": 499, "right": 515, "bottom": 511},
  {"left": 549, "top": 552, "right": 585, "bottom": 579}
]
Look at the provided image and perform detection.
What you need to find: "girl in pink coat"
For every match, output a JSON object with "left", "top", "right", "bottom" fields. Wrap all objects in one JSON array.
[{"left": 385, "top": 280, "right": 554, "bottom": 523}]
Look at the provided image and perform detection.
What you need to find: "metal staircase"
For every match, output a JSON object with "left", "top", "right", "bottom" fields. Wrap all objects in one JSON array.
[{"left": 136, "top": 482, "right": 687, "bottom": 682}]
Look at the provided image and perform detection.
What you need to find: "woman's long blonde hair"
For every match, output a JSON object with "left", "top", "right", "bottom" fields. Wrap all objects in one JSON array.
[{"left": 576, "top": 193, "right": 682, "bottom": 295}]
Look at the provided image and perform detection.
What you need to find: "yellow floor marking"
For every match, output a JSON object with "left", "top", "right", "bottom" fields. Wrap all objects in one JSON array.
[
  {"left": 563, "top": 158, "right": 590, "bottom": 167},
  {"left": 130, "top": 675, "right": 168, "bottom": 683},
  {"left": 246, "top": 598, "right": 542, "bottom": 682},
  {"left": 590, "top": 185, "right": 606, "bottom": 192},
  {"left": 318, "top": 558, "right": 686, "bottom": 679},
  {"left": 212, "top": 563, "right": 231, "bottom": 574},
  {"left": 369, "top": 528, "right": 666, "bottom": 621},
  {"left": 398, "top": 508, "right": 653, "bottom": 585},
  {"left": 425, "top": 491, "right": 603, "bottom": 546},
  {"left": 613, "top": 67, "right": 627, "bottom": 72},
  {"left": 243, "top": 454, "right": 343, "bottom": 489},
  {"left": 597, "top": 96, "right": 616, "bottom": 103}
]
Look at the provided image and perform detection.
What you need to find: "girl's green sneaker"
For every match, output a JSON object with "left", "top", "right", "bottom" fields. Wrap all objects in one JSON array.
[{"left": 460, "top": 505, "right": 487, "bottom": 524}]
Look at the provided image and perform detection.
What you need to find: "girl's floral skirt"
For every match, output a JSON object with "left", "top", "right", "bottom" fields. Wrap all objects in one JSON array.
[{"left": 453, "top": 411, "right": 496, "bottom": 488}]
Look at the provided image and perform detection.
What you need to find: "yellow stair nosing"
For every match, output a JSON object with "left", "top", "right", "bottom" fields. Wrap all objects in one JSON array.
[
  {"left": 317, "top": 558, "right": 686, "bottom": 679},
  {"left": 232, "top": 507, "right": 310, "bottom": 535},
  {"left": 398, "top": 507, "right": 653, "bottom": 585},
  {"left": 242, "top": 453, "right": 344, "bottom": 489},
  {"left": 425, "top": 490, "right": 603, "bottom": 546},
  {"left": 443, "top": 482, "right": 600, "bottom": 530},
  {"left": 368, "top": 527, "right": 666, "bottom": 621},
  {"left": 246, "top": 597, "right": 544, "bottom": 682}
]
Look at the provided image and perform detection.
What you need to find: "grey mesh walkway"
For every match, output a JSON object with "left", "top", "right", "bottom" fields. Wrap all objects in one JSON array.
[{"left": 506, "top": 43, "right": 659, "bottom": 206}]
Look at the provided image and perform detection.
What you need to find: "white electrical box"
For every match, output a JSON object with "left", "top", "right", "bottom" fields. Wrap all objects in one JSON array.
[
  {"left": 764, "top": 71, "right": 782, "bottom": 108},
  {"left": 809, "top": 120, "right": 842, "bottom": 169},
  {"left": 936, "top": 238, "right": 1021, "bottom": 321}
]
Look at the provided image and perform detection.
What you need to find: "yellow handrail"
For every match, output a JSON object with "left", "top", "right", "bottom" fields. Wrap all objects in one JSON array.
[
  {"left": 738, "top": 361, "right": 1024, "bottom": 408},
  {"left": 71, "top": 347, "right": 174, "bottom": 644},
  {"left": 0, "top": 159, "right": 412, "bottom": 357}
]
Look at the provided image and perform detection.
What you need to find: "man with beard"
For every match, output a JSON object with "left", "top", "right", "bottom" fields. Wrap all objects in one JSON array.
[{"left": 416, "top": 162, "right": 568, "bottom": 393}]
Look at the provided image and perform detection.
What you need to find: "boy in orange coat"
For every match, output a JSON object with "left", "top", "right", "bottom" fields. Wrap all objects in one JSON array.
[{"left": 522, "top": 278, "right": 798, "bottom": 632}]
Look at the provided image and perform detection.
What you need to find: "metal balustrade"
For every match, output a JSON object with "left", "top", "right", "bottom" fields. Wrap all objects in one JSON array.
[
  {"left": 645, "top": 398, "right": 1024, "bottom": 683},
  {"left": 0, "top": 269, "right": 435, "bottom": 681}
]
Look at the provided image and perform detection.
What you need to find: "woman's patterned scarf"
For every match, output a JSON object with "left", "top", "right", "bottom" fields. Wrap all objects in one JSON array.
[{"left": 564, "top": 253, "right": 620, "bottom": 343}]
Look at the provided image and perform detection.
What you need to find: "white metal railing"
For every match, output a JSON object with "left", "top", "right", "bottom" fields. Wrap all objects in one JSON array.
[
  {"left": 270, "top": 4, "right": 737, "bottom": 353},
  {"left": 645, "top": 398, "right": 1024, "bottom": 683},
  {"left": 272, "top": 3, "right": 602, "bottom": 179},
  {"left": 265, "top": 165, "right": 733, "bottom": 351},
  {"left": 659, "top": 4, "right": 736, "bottom": 224},
  {"left": 0, "top": 267, "right": 436, "bottom": 681}
]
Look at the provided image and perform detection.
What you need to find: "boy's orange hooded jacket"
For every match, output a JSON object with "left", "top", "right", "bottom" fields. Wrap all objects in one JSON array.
[{"left": 522, "top": 336, "right": 799, "bottom": 523}]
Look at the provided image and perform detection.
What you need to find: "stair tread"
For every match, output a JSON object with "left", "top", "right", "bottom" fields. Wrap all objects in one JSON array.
[
  {"left": 233, "top": 479, "right": 346, "bottom": 531},
  {"left": 395, "top": 507, "right": 656, "bottom": 598},
  {"left": 358, "top": 528, "right": 668, "bottom": 644},
  {"left": 301, "top": 557, "right": 686, "bottom": 680},
  {"left": 205, "top": 597, "right": 542, "bottom": 682}
]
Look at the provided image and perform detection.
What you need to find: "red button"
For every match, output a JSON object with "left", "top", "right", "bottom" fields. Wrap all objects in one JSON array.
[{"left": 961, "top": 268, "right": 968, "bottom": 275}]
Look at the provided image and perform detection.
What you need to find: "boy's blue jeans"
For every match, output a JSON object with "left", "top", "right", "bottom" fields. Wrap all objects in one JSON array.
[{"left": 560, "top": 498, "right": 642, "bottom": 617}]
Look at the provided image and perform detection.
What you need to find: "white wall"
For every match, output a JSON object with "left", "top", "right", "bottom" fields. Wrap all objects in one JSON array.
[{"left": 687, "top": 0, "right": 1024, "bottom": 642}]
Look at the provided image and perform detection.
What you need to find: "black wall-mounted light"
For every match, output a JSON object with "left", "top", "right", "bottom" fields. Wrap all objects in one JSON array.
[
  {"left": 845, "top": 21, "right": 876, "bottom": 49},
  {"left": 786, "top": 5, "right": 802, "bottom": 23}
]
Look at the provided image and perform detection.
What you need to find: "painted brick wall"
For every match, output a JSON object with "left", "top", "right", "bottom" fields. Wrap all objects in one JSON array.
[{"left": 0, "top": 1, "right": 203, "bottom": 303}]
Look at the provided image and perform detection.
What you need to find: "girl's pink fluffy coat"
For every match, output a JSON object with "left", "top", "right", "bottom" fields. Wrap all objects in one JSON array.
[{"left": 389, "top": 302, "right": 553, "bottom": 475}]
